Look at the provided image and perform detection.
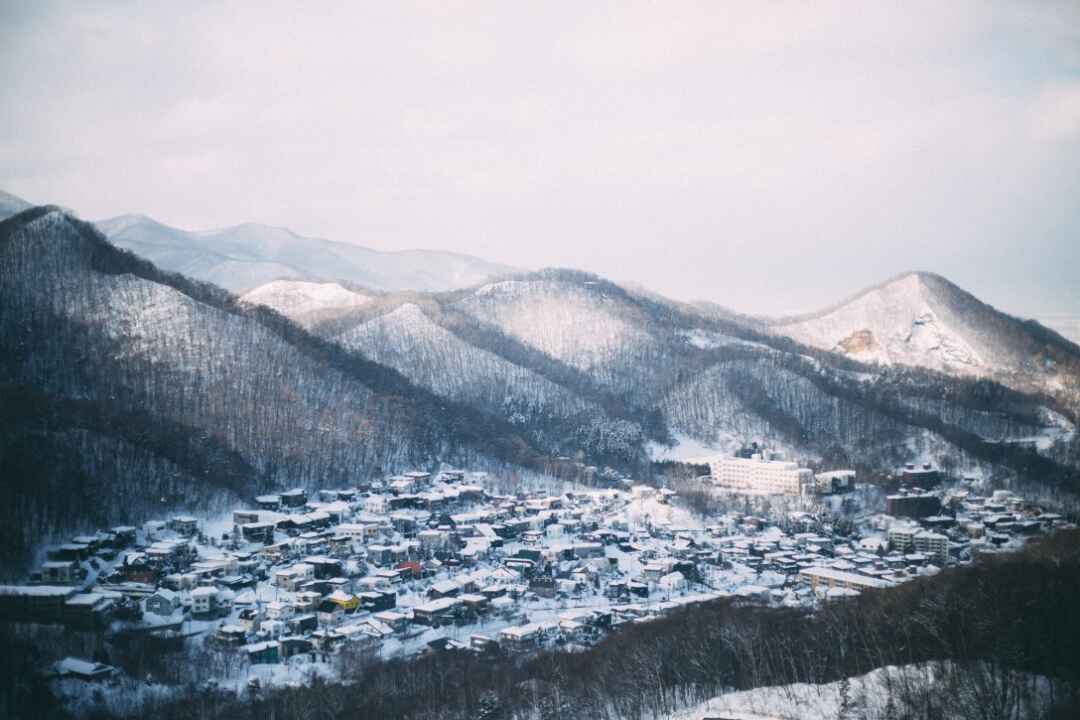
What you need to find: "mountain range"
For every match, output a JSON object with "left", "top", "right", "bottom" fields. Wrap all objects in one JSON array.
[
  {"left": 0, "top": 189, "right": 517, "bottom": 294},
  {"left": 247, "top": 269, "right": 1080, "bottom": 480},
  {"left": 1, "top": 191, "right": 1078, "bottom": 569}
]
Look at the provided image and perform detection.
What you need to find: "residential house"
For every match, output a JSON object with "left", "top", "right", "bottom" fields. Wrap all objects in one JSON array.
[{"left": 144, "top": 588, "right": 180, "bottom": 617}]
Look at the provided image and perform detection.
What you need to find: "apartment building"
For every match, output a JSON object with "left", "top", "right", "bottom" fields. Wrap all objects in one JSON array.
[{"left": 704, "top": 453, "right": 814, "bottom": 495}]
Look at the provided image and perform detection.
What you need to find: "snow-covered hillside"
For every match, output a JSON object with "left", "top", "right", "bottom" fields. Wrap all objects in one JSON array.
[
  {"left": 0, "top": 209, "right": 531, "bottom": 563},
  {"left": 456, "top": 277, "right": 657, "bottom": 388},
  {"left": 773, "top": 273, "right": 986, "bottom": 372},
  {"left": 670, "top": 662, "right": 1054, "bottom": 720},
  {"left": 770, "top": 272, "right": 1080, "bottom": 405},
  {"left": 335, "top": 302, "right": 596, "bottom": 424},
  {"left": 240, "top": 280, "right": 371, "bottom": 326}
]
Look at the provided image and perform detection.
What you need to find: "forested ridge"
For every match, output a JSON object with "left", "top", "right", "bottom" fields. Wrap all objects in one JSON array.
[
  {"left": 282, "top": 268, "right": 1080, "bottom": 486},
  {"left": 0, "top": 208, "right": 555, "bottom": 569}
]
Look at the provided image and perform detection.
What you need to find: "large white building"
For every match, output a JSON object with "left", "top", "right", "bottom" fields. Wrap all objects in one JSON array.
[{"left": 701, "top": 453, "right": 814, "bottom": 495}]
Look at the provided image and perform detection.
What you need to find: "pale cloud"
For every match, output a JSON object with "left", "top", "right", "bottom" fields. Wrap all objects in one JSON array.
[{"left": 1029, "top": 82, "right": 1080, "bottom": 140}]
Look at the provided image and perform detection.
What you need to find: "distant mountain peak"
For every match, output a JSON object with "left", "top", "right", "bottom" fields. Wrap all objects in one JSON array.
[
  {"left": 94, "top": 211, "right": 517, "bottom": 293},
  {"left": 769, "top": 270, "right": 1080, "bottom": 403}
]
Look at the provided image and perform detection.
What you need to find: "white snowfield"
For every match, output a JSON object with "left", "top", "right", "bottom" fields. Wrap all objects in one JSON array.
[
  {"left": 240, "top": 280, "right": 371, "bottom": 318},
  {"left": 669, "top": 662, "right": 1054, "bottom": 720},
  {"left": 773, "top": 273, "right": 985, "bottom": 373}
]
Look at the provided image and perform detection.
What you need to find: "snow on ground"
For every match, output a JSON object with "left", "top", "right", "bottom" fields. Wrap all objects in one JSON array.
[
  {"left": 647, "top": 432, "right": 785, "bottom": 464},
  {"left": 679, "top": 329, "right": 770, "bottom": 352},
  {"left": 621, "top": 492, "right": 706, "bottom": 533},
  {"left": 240, "top": 280, "right": 370, "bottom": 317},
  {"left": 668, "top": 662, "right": 1054, "bottom": 720},
  {"left": 647, "top": 433, "right": 724, "bottom": 463}
]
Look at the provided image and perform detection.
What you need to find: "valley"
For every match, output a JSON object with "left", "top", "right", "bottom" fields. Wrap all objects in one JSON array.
[{"left": 1, "top": 199, "right": 1079, "bottom": 720}]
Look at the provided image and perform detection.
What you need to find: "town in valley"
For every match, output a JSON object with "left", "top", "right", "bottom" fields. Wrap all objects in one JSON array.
[{"left": 6, "top": 449, "right": 1068, "bottom": 711}]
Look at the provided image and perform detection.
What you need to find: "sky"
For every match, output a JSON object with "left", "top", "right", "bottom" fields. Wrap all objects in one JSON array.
[{"left": 2, "top": 1, "right": 1079, "bottom": 317}]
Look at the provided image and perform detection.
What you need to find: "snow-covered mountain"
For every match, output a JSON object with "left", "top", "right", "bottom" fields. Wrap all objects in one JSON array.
[
  {"left": 768, "top": 271, "right": 1080, "bottom": 405},
  {"left": 336, "top": 302, "right": 601, "bottom": 428},
  {"left": 94, "top": 213, "right": 517, "bottom": 293},
  {"left": 247, "top": 268, "right": 1073, "bottom": 477},
  {"left": 240, "top": 279, "right": 372, "bottom": 328}
]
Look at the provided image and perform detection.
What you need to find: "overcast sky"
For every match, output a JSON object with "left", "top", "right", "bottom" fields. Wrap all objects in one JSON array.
[{"left": 2, "top": 1, "right": 1079, "bottom": 316}]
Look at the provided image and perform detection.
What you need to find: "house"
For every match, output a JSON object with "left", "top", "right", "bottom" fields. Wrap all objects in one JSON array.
[
  {"left": 358, "top": 590, "right": 397, "bottom": 612},
  {"left": 273, "top": 563, "right": 314, "bottom": 591},
  {"left": 459, "top": 593, "right": 490, "bottom": 616},
  {"left": 303, "top": 556, "right": 343, "bottom": 580},
  {"left": 358, "top": 618, "right": 395, "bottom": 639},
  {"left": 233, "top": 510, "right": 260, "bottom": 526},
  {"left": 108, "top": 526, "right": 137, "bottom": 548},
  {"left": 396, "top": 560, "right": 422, "bottom": 580},
  {"left": 64, "top": 593, "right": 115, "bottom": 627},
  {"left": 265, "top": 601, "right": 293, "bottom": 620},
  {"left": 243, "top": 640, "right": 280, "bottom": 664},
  {"left": 240, "top": 522, "right": 275, "bottom": 545},
  {"left": 40, "top": 560, "right": 81, "bottom": 585},
  {"left": 293, "top": 591, "right": 323, "bottom": 613},
  {"left": 324, "top": 590, "right": 360, "bottom": 612},
  {"left": 190, "top": 586, "right": 217, "bottom": 617},
  {"left": 280, "top": 636, "right": 314, "bottom": 659},
  {"left": 255, "top": 495, "right": 281, "bottom": 511},
  {"left": 281, "top": 488, "right": 308, "bottom": 509},
  {"left": 470, "top": 634, "right": 498, "bottom": 651},
  {"left": 572, "top": 542, "right": 604, "bottom": 559},
  {"left": 287, "top": 613, "right": 319, "bottom": 635},
  {"left": 499, "top": 623, "right": 544, "bottom": 651},
  {"left": 144, "top": 588, "right": 181, "bottom": 616},
  {"left": 373, "top": 610, "right": 410, "bottom": 632},
  {"left": 411, "top": 597, "right": 462, "bottom": 626},
  {"left": 427, "top": 580, "right": 462, "bottom": 600},
  {"left": 47, "top": 543, "right": 91, "bottom": 562},
  {"left": 169, "top": 516, "right": 199, "bottom": 537},
  {"left": 213, "top": 624, "right": 248, "bottom": 646}
]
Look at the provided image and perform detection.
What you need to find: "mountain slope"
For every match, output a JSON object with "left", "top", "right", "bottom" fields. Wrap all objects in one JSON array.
[
  {"left": 96, "top": 213, "right": 517, "bottom": 293},
  {"left": 240, "top": 279, "right": 372, "bottom": 328},
  {"left": 0, "top": 207, "right": 544, "bottom": 567},
  {"left": 246, "top": 269, "right": 1076, "bottom": 481},
  {"left": 768, "top": 272, "right": 1080, "bottom": 407},
  {"left": 336, "top": 303, "right": 620, "bottom": 447}
]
